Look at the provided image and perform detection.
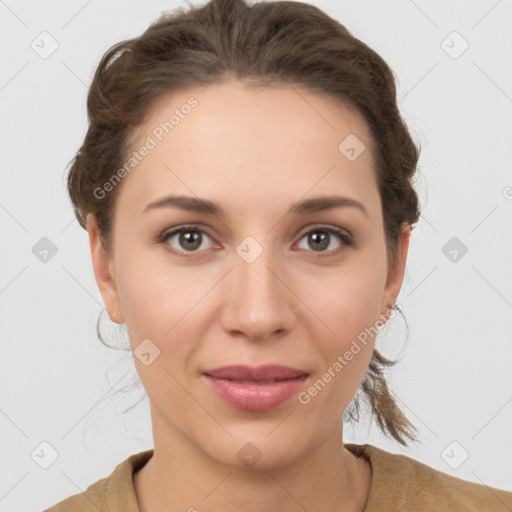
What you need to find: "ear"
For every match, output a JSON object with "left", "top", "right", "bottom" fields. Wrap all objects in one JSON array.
[
  {"left": 86, "top": 213, "right": 125, "bottom": 324},
  {"left": 380, "top": 223, "right": 411, "bottom": 321}
]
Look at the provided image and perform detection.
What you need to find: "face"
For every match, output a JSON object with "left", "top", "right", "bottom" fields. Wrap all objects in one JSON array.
[{"left": 88, "top": 80, "right": 409, "bottom": 469}]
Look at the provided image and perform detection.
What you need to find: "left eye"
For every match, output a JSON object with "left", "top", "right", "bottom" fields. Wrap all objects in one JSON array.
[{"left": 296, "top": 227, "right": 351, "bottom": 254}]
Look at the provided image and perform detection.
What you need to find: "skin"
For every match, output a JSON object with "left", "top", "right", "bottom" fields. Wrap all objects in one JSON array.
[{"left": 87, "top": 80, "right": 410, "bottom": 512}]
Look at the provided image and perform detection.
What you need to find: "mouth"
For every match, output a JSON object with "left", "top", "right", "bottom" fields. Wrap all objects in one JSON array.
[{"left": 202, "top": 365, "right": 309, "bottom": 411}]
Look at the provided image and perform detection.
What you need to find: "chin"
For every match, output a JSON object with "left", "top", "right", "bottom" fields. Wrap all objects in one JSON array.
[{"left": 200, "top": 429, "right": 317, "bottom": 471}]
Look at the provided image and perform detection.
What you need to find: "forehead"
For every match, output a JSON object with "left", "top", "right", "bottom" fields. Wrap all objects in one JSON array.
[
  {"left": 130, "top": 80, "right": 373, "bottom": 153},
  {"left": 118, "top": 80, "right": 379, "bottom": 218}
]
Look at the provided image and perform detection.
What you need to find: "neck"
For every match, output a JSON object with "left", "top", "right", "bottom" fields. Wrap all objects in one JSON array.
[{"left": 134, "top": 412, "right": 371, "bottom": 512}]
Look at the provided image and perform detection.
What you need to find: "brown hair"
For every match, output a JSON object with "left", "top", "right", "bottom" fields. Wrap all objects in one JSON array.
[{"left": 67, "top": 0, "right": 420, "bottom": 446}]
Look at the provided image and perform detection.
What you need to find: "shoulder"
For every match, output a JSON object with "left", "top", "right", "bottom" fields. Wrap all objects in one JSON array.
[
  {"left": 404, "top": 456, "right": 512, "bottom": 511},
  {"left": 346, "top": 443, "right": 512, "bottom": 512},
  {"left": 43, "top": 475, "right": 109, "bottom": 512},
  {"left": 43, "top": 449, "right": 154, "bottom": 512}
]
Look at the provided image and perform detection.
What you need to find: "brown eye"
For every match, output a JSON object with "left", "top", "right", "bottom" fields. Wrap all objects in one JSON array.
[
  {"left": 307, "top": 231, "right": 330, "bottom": 251},
  {"left": 161, "top": 226, "right": 215, "bottom": 253},
  {"left": 296, "top": 226, "right": 352, "bottom": 255}
]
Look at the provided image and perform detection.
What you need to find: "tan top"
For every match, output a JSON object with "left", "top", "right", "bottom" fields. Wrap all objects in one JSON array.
[{"left": 44, "top": 443, "right": 512, "bottom": 511}]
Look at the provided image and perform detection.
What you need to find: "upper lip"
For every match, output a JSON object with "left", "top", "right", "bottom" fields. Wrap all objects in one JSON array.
[{"left": 203, "top": 365, "right": 309, "bottom": 381}]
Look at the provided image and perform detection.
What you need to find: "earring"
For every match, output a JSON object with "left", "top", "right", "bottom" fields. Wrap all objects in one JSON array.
[{"left": 381, "top": 303, "right": 395, "bottom": 321}]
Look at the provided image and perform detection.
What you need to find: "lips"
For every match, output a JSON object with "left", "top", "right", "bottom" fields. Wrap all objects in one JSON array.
[
  {"left": 202, "top": 365, "right": 309, "bottom": 411},
  {"left": 203, "top": 365, "right": 308, "bottom": 382}
]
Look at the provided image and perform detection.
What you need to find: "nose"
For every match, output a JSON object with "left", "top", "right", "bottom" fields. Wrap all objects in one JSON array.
[{"left": 219, "top": 243, "right": 297, "bottom": 343}]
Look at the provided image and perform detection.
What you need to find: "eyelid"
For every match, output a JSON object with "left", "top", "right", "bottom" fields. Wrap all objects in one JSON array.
[{"left": 296, "top": 223, "right": 352, "bottom": 241}]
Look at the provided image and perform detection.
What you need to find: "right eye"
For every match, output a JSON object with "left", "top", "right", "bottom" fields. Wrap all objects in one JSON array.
[{"left": 158, "top": 225, "right": 218, "bottom": 256}]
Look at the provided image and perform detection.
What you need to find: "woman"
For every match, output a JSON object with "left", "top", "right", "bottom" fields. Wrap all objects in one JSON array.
[{"left": 45, "top": 0, "right": 512, "bottom": 510}]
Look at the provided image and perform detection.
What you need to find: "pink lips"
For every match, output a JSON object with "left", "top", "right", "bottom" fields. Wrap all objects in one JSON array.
[{"left": 202, "top": 365, "right": 309, "bottom": 411}]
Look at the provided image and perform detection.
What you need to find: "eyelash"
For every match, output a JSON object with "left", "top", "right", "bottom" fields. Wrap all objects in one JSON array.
[{"left": 156, "top": 224, "right": 353, "bottom": 259}]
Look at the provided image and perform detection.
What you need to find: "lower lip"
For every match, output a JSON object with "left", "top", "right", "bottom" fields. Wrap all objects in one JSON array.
[{"left": 203, "top": 375, "right": 308, "bottom": 411}]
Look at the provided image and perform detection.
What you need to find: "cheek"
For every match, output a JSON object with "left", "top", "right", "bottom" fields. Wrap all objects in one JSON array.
[
  {"left": 293, "top": 257, "right": 385, "bottom": 404},
  {"left": 296, "top": 298, "right": 378, "bottom": 420},
  {"left": 114, "top": 245, "right": 201, "bottom": 346},
  {"left": 321, "top": 289, "right": 378, "bottom": 372},
  {"left": 113, "top": 251, "right": 209, "bottom": 405},
  {"left": 299, "top": 258, "right": 385, "bottom": 344}
]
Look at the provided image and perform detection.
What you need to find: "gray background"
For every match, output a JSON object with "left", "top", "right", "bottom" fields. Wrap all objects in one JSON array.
[{"left": 1, "top": 0, "right": 511, "bottom": 510}]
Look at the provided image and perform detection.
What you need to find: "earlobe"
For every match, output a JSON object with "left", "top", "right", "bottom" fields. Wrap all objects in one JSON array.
[{"left": 86, "top": 214, "right": 125, "bottom": 324}]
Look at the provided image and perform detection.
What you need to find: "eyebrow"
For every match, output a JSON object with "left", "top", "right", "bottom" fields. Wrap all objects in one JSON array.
[{"left": 142, "top": 194, "right": 368, "bottom": 218}]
